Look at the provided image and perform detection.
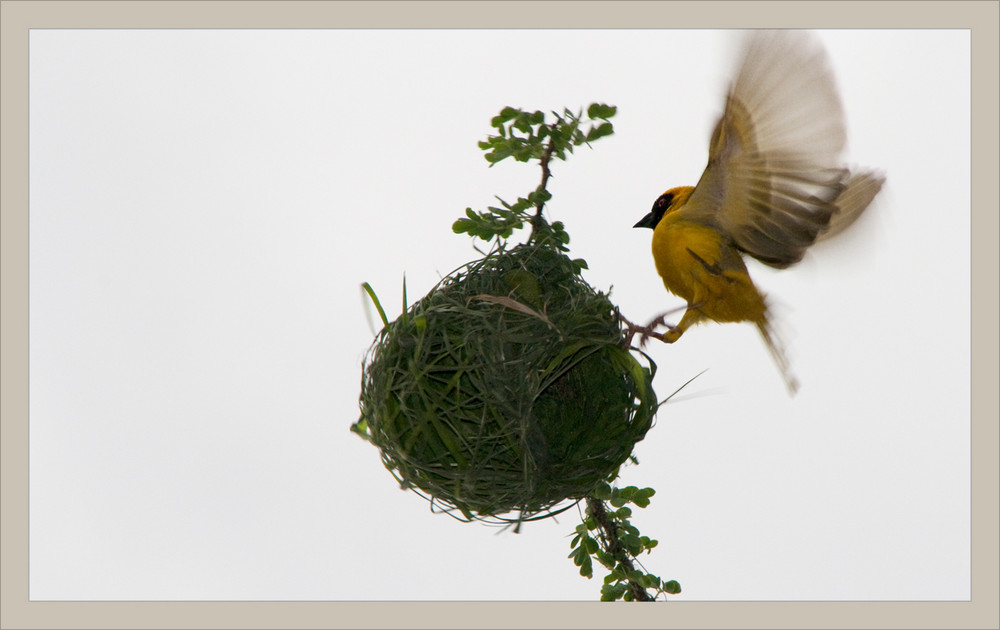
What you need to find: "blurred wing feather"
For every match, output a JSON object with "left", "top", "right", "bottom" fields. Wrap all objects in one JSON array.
[
  {"left": 819, "top": 169, "right": 887, "bottom": 241},
  {"left": 683, "top": 30, "right": 851, "bottom": 268}
]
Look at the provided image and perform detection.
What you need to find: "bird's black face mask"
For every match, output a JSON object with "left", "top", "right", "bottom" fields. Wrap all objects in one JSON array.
[{"left": 634, "top": 191, "right": 674, "bottom": 230}]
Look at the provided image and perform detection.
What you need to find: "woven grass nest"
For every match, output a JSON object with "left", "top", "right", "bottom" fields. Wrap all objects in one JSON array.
[{"left": 358, "top": 243, "right": 657, "bottom": 522}]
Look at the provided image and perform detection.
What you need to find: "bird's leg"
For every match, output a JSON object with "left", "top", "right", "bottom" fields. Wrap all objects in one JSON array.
[
  {"left": 619, "top": 312, "right": 672, "bottom": 347},
  {"left": 618, "top": 305, "right": 692, "bottom": 347},
  {"left": 641, "top": 312, "right": 681, "bottom": 345},
  {"left": 661, "top": 307, "right": 704, "bottom": 343}
]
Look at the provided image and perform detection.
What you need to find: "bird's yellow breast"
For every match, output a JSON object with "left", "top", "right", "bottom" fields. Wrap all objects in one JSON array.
[
  {"left": 650, "top": 217, "right": 712, "bottom": 303},
  {"left": 650, "top": 213, "right": 767, "bottom": 324}
]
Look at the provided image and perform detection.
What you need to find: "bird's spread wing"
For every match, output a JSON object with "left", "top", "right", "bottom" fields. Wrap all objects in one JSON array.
[{"left": 683, "top": 30, "right": 851, "bottom": 269}]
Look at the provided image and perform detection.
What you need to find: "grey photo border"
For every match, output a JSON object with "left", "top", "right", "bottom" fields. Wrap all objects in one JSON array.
[{"left": 2, "top": 2, "right": 997, "bottom": 629}]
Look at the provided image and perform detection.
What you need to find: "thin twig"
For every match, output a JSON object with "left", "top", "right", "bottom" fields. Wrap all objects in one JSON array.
[
  {"left": 585, "top": 497, "right": 653, "bottom": 602},
  {"left": 530, "top": 133, "right": 557, "bottom": 238}
]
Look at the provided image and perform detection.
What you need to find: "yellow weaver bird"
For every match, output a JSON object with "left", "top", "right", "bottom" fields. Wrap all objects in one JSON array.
[{"left": 633, "top": 30, "right": 885, "bottom": 394}]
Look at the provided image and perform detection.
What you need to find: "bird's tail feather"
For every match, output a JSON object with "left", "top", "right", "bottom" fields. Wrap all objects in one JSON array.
[
  {"left": 818, "top": 169, "right": 886, "bottom": 241},
  {"left": 756, "top": 318, "right": 800, "bottom": 396}
]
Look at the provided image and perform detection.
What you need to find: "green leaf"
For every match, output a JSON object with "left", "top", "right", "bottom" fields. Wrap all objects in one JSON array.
[
  {"left": 492, "top": 106, "right": 519, "bottom": 127},
  {"left": 510, "top": 197, "right": 533, "bottom": 212},
  {"left": 452, "top": 218, "right": 474, "bottom": 235},
  {"left": 586, "top": 121, "right": 615, "bottom": 142},
  {"left": 601, "top": 584, "right": 619, "bottom": 602},
  {"left": 601, "top": 583, "right": 627, "bottom": 601},
  {"left": 527, "top": 189, "right": 552, "bottom": 205},
  {"left": 623, "top": 534, "right": 642, "bottom": 556},
  {"left": 595, "top": 550, "right": 615, "bottom": 569},
  {"left": 663, "top": 580, "right": 682, "bottom": 595},
  {"left": 587, "top": 103, "right": 617, "bottom": 119},
  {"left": 592, "top": 482, "right": 612, "bottom": 500},
  {"left": 632, "top": 487, "right": 655, "bottom": 508},
  {"left": 349, "top": 418, "right": 370, "bottom": 441},
  {"left": 632, "top": 494, "right": 651, "bottom": 508},
  {"left": 361, "top": 282, "right": 389, "bottom": 328}
]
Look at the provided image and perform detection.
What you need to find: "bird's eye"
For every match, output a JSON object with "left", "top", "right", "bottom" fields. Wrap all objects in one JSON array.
[{"left": 659, "top": 193, "right": 674, "bottom": 208}]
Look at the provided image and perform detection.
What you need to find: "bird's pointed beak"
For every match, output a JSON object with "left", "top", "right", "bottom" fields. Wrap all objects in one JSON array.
[{"left": 634, "top": 212, "right": 657, "bottom": 229}]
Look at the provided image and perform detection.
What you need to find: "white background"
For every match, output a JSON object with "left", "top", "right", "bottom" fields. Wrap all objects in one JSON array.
[{"left": 29, "top": 29, "right": 970, "bottom": 600}]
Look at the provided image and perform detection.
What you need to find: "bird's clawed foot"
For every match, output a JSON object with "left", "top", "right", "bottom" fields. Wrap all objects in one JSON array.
[{"left": 618, "top": 311, "right": 683, "bottom": 347}]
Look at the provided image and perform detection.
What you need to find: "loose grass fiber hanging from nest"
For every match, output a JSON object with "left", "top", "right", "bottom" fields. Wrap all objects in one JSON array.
[{"left": 358, "top": 242, "right": 657, "bottom": 523}]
